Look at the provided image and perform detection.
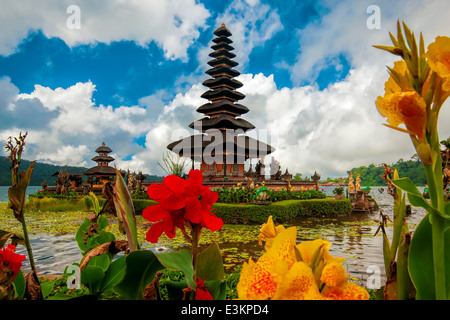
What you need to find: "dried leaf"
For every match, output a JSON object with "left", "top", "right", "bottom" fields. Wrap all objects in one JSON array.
[
  {"left": 79, "top": 240, "right": 128, "bottom": 271},
  {"left": 8, "top": 162, "right": 35, "bottom": 221},
  {"left": 24, "top": 271, "right": 43, "bottom": 300}
]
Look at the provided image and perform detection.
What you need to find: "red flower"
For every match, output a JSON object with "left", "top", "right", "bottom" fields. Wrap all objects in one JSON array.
[
  {"left": 0, "top": 244, "right": 26, "bottom": 281},
  {"left": 195, "top": 279, "right": 213, "bottom": 300},
  {"left": 143, "top": 170, "right": 223, "bottom": 243}
]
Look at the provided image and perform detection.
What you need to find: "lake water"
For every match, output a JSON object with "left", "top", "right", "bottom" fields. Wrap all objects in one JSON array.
[
  {"left": 1, "top": 185, "right": 427, "bottom": 289},
  {"left": 0, "top": 185, "right": 44, "bottom": 202}
]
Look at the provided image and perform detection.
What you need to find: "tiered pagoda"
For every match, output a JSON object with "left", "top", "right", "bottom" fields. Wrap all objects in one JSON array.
[
  {"left": 167, "top": 24, "right": 275, "bottom": 180},
  {"left": 84, "top": 142, "right": 116, "bottom": 184}
]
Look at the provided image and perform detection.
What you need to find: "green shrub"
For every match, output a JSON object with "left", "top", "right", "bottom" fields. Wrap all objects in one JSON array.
[
  {"left": 132, "top": 199, "right": 158, "bottom": 215},
  {"left": 215, "top": 186, "right": 326, "bottom": 203},
  {"left": 211, "top": 199, "right": 353, "bottom": 224}
]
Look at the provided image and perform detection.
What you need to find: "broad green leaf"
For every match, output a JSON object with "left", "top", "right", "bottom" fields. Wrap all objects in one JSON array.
[
  {"left": 87, "top": 253, "right": 111, "bottom": 272},
  {"left": 156, "top": 249, "right": 195, "bottom": 289},
  {"left": 197, "top": 243, "right": 224, "bottom": 282},
  {"left": 40, "top": 279, "right": 57, "bottom": 299},
  {"left": 12, "top": 270, "right": 25, "bottom": 299},
  {"left": 81, "top": 265, "right": 105, "bottom": 295},
  {"left": 114, "top": 250, "right": 164, "bottom": 300},
  {"left": 408, "top": 214, "right": 450, "bottom": 299},
  {"left": 391, "top": 177, "right": 422, "bottom": 197},
  {"left": 165, "top": 280, "right": 188, "bottom": 300},
  {"left": 100, "top": 255, "right": 126, "bottom": 293},
  {"left": 205, "top": 279, "right": 227, "bottom": 300},
  {"left": 391, "top": 177, "right": 449, "bottom": 219},
  {"left": 75, "top": 217, "right": 115, "bottom": 254}
]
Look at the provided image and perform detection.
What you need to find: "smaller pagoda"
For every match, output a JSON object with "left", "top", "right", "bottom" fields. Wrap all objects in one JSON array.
[{"left": 84, "top": 142, "right": 116, "bottom": 185}]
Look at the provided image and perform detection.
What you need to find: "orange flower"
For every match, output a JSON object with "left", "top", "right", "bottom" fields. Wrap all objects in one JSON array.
[
  {"left": 258, "top": 215, "right": 285, "bottom": 250},
  {"left": 376, "top": 90, "right": 427, "bottom": 138},
  {"left": 237, "top": 217, "right": 369, "bottom": 300},
  {"left": 426, "top": 36, "right": 450, "bottom": 100},
  {"left": 237, "top": 227, "right": 297, "bottom": 300},
  {"left": 427, "top": 36, "right": 450, "bottom": 80}
]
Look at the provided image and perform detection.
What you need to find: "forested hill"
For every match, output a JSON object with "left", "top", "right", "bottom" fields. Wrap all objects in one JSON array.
[
  {"left": 348, "top": 157, "right": 427, "bottom": 186},
  {"left": 0, "top": 156, "right": 163, "bottom": 186}
]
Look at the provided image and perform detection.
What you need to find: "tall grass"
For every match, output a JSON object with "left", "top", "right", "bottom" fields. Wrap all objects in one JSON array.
[{"left": 26, "top": 196, "right": 92, "bottom": 212}]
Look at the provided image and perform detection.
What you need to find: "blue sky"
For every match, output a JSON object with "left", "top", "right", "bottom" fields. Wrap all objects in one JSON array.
[{"left": 1, "top": 0, "right": 450, "bottom": 178}]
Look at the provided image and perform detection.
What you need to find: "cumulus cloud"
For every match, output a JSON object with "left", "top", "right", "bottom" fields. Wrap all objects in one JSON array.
[
  {"left": 195, "top": 0, "right": 283, "bottom": 71},
  {"left": 289, "top": 0, "right": 450, "bottom": 86},
  {"left": 0, "top": 0, "right": 210, "bottom": 60}
]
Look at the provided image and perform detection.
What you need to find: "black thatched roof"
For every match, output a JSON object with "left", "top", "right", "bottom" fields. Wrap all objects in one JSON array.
[
  {"left": 167, "top": 133, "right": 274, "bottom": 160},
  {"left": 84, "top": 165, "right": 116, "bottom": 176},
  {"left": 51, "top": 171, "right": 84, "bottom": 177}
]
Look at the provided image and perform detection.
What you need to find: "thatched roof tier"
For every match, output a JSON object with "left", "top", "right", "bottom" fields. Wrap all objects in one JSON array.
[
  {"left": 196, "top": 100, "right": 249, "bottom": 116},
  {"left": 84, "top": 165, "right": 116, "bottom": 176},
  {"left": 189, "top": 114, "right": 255, "bottom": 131}
]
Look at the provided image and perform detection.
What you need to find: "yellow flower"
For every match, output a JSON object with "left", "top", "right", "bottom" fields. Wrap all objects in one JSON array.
[
  {"left": 426, "top": 36, "right": 450, "bottom": 97},
  {"left": 295, "top": 238, "right": 344, "bottom": 265},
  {"left": 258, "top": 216, "right": 285, "bottom": 249},
  {"left": 384, "top": 60, "right": 411, "bottom": 94},
  {"left": 376, "top": 91, "right": 427, "bottom": 138},
  {"left": 272, "top": 261, "right": 316, "bottom": 300},
  {"left": 427, "top": 36, "right": 450, "bottom": 80},
  {"left": 322, "top": 282, "right": 370, "bottom": 300},
  {"left": 237, "top": 217, "right": 369, "bottom": 300},
  {"left": 237, "top": 227, "right": 297, "bottom": 300},
  {"left": 320, "top": 261, "right": 348, "bottom": 286}
]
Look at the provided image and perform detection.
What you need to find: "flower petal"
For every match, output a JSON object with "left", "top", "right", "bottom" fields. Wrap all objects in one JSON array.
[
  {"left": 163, "top": 174, "right": 186, "bottom": 194},
  {"left": 185, "top": 196, "right": 202, "bottom": 224},
  {"left": 142, "top": 204, "right": 169, "bottom": 222},
  {"left": 146, "top": 183, "right": 171, "bottom": 202}
]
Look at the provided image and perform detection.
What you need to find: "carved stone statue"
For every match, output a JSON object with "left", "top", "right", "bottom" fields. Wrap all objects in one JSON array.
[
  {"left": 348, "top": 173, "right": 355, "bottom": 194},
  {"left": 356, "top": 173, "right": 361, "bottom": 192},
  {"left": 255, "top": 160, "right": 266, "bottom": 179},
  {"left": 281, "top": 168, "right": 292, "bottom": 181},
  {"left": 56, "top": 169, "right": 70, "bottom": 194}
]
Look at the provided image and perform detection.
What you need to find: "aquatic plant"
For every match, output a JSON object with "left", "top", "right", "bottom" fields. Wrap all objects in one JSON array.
[{"left": 375, "top": 21, "right": 450, "bottom": 300}]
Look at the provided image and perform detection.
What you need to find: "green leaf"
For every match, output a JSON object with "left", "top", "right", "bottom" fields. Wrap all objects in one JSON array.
[
  {"left": 81, "top": 265, "right": 105, "bottom": 295},
  {"left": 40, "top": 279, "right": 56, "bottom": 299},
  {"left": 12, "top": 270, "right": 26, "bottom": 299},
  {"left": 205, "top": 279, "right": 227, "bottom": 300},
  {"left": 100, "top": 256, "right": 126, "bottom": 293},
  {"left": 75, "top": 217, "right": 115, "bottom": 254},
  {"left": 114, "top": 250, "right": 165, "bottom": 300},
  {"left": 113, "top": 168, "right": 140, "bottom": 251},
  {"left": 165, "top": 280, "right": 188, "bottom": 300},
  {"left": 89, "top": 192, "right": 101, "bottom": 215},
  {"left": 197, "top": 243, "right": 224, "bottom": 282},
  {"left": 396, "top": 223, "right": 414, "bottom": 300},
  {"left": 87, "top": 253, "right": 111, "bottom": 272},
  {"left": 391, "top": 177, "right": 422, "bottom": 197},
  {"left": 156, "top": 249, "right": 195, "bottom": 289},
  {"left": 408, "top": 214, "right": 450, "bottom": 299},
  {"left": 391, "top": 177, "right": 449, "bottom": 219}
]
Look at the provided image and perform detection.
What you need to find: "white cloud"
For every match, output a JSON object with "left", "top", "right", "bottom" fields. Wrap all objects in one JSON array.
[
  {"left": 289, "top": 0, "right": 450, "bottom": 86},
  {"left": 205, "top": 0, "right": 283, "bottom": 69},
  {"left": 0, "top": 0, "right": 210, "bottom": 60}
]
